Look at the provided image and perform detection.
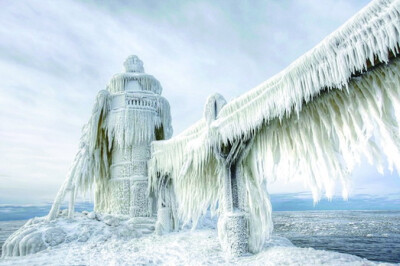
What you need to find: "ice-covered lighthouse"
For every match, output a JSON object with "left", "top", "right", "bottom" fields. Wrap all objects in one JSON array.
[
  {"left": 98, "top": 55, "right": 172, "bottom": 216},
  {"left": 47, "top": 55, "right": 172, "bottom": 220},
  {"left": 1, "top": 56, "right": 174, "bottom": 257}
]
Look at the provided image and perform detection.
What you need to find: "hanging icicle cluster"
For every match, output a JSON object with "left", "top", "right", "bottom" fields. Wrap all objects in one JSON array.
[
  {"left": 250, "top": 58, "right": 400, "bottom": 201},
  {"left": 106, "top": 95, "right": 172, "bottom": 148},
  {"left": 149, "top": 0, "right": 400, "bottom": 253},
  {"left": 48, "top": 90, "right": 111, "bottom": 220},
  {"left": 214, "top": 0, "right": 400, "bottom": 143},
  {"left": 107, "top": 72, "right": 163, "bottom": 94}
]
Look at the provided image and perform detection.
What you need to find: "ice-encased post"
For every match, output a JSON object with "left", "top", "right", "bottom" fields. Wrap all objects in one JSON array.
[
  {"left": 204, "top": 93, "right": 250, "bottom": 256},
  {"left": 216, "top": 139, "right": 251, "bottom": 257},
  {"left": 102, "top": 55, "right": 172, "bottom": 217},
  {"left": 155, "top": 175, "right": 177, "bottom": 234}
]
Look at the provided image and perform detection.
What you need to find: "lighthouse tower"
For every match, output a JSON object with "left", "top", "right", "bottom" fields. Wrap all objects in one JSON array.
[{"left": 96, "top": 55, "right": 172, "bottom": 217}]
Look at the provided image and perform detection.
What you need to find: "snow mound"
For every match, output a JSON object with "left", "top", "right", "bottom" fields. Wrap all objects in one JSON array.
[{"left": 1, "top": 211, "right": 155, "bottom": 257}]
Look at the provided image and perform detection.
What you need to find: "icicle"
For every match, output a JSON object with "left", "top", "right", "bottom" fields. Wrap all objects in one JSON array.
[
  {"left": 213, "top": 0, "right": 400, "bottom": 144},
  {"left": 107, "top": 73, "right": 162, "bottom": 94},
  {"left": 47, "top": 90, "right": 110, "bottom": 220}
]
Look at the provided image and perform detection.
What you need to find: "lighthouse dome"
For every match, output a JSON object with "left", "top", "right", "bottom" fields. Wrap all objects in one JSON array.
[{"left": 107, "top": 55, "right": 162, "bottom": 95}]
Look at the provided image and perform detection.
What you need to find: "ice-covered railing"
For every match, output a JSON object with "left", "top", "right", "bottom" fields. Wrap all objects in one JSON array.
[
  {"left": 215, "top": 0, "right": 400, "bottom": 143},
  {"left": 149, "top": 0, "right": 400, "bottom": 254}
]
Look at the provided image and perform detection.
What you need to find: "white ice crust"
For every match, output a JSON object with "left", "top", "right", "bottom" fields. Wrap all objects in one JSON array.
[
  {"left": 1, "top": 211, "right": 156, "bottom": 258},
  {"left": 0, "top": 213, "right": 386, "bottom": 265}
]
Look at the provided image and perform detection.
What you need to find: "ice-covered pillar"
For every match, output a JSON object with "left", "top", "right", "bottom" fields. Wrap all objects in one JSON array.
[
  {"left": 154, "top": 175, "right": 178, "bottom": 235},
  {"left": 97, "top": 55, "right": 172, "bottom": 217},
  {"left": 204, "top": 93, "right": 251, "bottom": 256},
  {"left": 216, "top": 140, "right": 251, "bottom": 257}
]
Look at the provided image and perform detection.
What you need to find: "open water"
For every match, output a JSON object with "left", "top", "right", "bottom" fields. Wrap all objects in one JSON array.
[{"left": 273, "top": 210, "right": 400, "bottom": 263}]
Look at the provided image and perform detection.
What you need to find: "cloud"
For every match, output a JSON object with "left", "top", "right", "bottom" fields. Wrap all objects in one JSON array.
[{"left": 1, "top": 0, "right": 393, "bottom": 204}]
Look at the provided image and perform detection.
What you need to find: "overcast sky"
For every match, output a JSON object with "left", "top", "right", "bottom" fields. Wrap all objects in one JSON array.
[{"left": 1, "top": 0, "right": 400, "bottom": 205}]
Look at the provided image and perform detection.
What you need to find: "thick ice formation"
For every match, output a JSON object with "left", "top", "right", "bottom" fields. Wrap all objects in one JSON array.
[
  {"left": 1, "top": 211, "right": 155, "bottom": 257},
  {"left": 149, "top": 0, "right": 400, "bottom": 254},
  {"left": 3, "top": 0, "right": 400, "bottom": 260},
  {"left": 0, "top": 214, "right": 386, "bottom": 265},
  {"left": 48, "top": 55, "right": 173, "bottom": 220},
  {"left": 3, "top": 56, "right": 174, "bottom": 258}
]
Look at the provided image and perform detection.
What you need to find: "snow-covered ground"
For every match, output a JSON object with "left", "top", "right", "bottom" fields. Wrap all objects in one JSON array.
[
  {"left": 0, "top": 211, "right": 397, "bottom": 265},
  {"left": 0, "top": 229, "right": 388, "bottom": 265}
]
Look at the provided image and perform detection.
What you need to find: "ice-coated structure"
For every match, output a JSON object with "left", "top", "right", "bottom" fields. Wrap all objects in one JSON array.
[
  {"left": 45, "top": 55, "right": 173, "bottom": 221},
  {"left": 98, "top": 55, "right": 172, "bottom": 217},
  {"left": 1, "top": 55, "right": 174, "bottom": 257},
  {"left": 148, "top": 0, "right": 400, "bottom": 256},
  {"left": 3, "top": 0, "right": 400, "bottom": 260}
]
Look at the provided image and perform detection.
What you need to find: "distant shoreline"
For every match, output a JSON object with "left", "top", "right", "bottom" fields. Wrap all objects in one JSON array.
[{"left": 2, "top": 194, "right": 400, "bottom": 221}]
